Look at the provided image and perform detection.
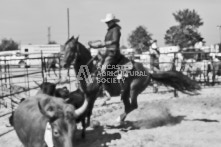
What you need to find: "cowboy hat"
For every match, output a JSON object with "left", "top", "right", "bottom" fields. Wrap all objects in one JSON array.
[{"left": 101, "top": 13, "right": 120, "bottom": 23}]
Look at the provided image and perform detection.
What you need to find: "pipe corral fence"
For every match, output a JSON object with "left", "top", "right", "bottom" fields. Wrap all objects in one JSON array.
[
  {"left": 0, "top": 52, "right": 78, "bottom": 114},
  {"left": 0, "top": 51, "right": 221, "bottom": 136}
]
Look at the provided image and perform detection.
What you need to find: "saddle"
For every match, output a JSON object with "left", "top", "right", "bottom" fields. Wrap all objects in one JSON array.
[
  {"left": 116, "top": 55, "right": 134, "bottom": 79},
  {"left": 95, "top": 52, "right": 134, "bottom": 79}
]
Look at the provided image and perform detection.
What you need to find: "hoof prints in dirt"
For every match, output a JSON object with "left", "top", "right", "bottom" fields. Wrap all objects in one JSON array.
[{"left": 93, "top": 104, "right": 123, "bottom": 118}]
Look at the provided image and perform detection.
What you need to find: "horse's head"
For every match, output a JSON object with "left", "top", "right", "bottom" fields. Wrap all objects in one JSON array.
[{"left": 62, "top": 36, "right": 80, "bottom": 68}]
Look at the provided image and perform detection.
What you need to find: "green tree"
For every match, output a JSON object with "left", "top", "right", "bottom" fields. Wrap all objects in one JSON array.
[
  {"left": 128, "top": 25, "right": 152, "bottom": 52},
  {"left": 173, "top": 9, "right": 203, "bottom": 29},
  {"left": 165, "top": 9, "right": 204, "bottom": 48},
  {"left": 0, "top": 38, "right": 19, "bottom": 51}
]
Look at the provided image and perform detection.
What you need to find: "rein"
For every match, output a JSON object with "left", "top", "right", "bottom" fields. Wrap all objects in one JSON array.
[{"left": 86, "top": 54, "right": 97, "bottom": 66}]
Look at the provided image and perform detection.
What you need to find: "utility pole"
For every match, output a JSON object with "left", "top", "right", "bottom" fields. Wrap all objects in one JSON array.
[
  {"left": 217, "top": 25, "right": 221, "bottom": 44},
  {"left": 67, "top": 8, "right": 70, "bottom": 39},
  {"left": 48, "top": 26, "right": 51, "bottom": 44}
]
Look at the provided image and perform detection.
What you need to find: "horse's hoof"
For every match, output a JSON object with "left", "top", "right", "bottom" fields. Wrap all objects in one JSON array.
[
  {"left": 115, "top": 116, "right": 125, "bottom": 125},
  {"left": 5, "top": 123, "right": 12, "bottom": 127},
  {"left": 113, "top": 121, "right": 124, "bottom": 127},
  {"left": 101, "top": 101, "right": 107, "bottom": 106},
  {"left": 116, "top": 116, "right": 121, "bottom": 123}
]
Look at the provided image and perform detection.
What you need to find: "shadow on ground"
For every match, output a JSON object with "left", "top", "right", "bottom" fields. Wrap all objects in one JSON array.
[{"left": 75, "top": 126, "right": 121, "bottom": 147}]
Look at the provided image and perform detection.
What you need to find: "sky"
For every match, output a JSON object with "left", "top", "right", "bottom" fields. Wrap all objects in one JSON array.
[{"left": 0, "top": 0, "right": 221, "bottom": 47}]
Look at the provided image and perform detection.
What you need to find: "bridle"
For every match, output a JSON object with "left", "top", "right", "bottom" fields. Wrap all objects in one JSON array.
[{"left": 66, "top": 42, "right": 80, "bottom": 67}]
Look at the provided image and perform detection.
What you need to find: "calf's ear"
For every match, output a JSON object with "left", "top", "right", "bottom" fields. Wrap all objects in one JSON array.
[{"left": 38, "top": 97, "right": 58, "bottom": 121}]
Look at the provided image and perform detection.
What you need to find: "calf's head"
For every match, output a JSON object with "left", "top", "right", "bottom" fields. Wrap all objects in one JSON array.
[
  {"left": 38, "top": 96, "right": 88, "bottom": 147},
  {"left": 54, "top": 86, "right": 70, "bottom": 99}
]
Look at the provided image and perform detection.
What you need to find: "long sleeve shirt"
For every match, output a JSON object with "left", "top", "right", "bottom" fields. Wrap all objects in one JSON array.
[{"left": 104, "top": 24, "right": 121, "bottom": 53}]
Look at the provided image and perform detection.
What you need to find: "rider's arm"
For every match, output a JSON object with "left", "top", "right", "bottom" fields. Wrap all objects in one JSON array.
[
  {"left": 89, "top": 28, "right": 121, "bottom": 49},
  {"left": 88, "top": 41, "right": 102, "bottom": 49},
  {"left": 103, "top": 28, "right": 121, "bottom": 47}
]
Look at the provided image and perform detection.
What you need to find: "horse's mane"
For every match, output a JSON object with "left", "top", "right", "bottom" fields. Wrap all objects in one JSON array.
[
  {"left": 77, "top": 41, "right": 92, "bottom": 61},
  {"left": 65, "top": 36, "right": 92, "bottom": 60}
]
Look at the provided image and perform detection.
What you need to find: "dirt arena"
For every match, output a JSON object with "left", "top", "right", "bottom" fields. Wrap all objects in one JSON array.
[{"left": 0, "top": 84, "right": 221, "bottom": 147}]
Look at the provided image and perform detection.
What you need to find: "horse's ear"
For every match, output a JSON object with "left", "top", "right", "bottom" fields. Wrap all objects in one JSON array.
[
  {"left": 71, "top": 35, "right": 75, "bottom": 39},
  {"left": 76, "top": 36, "right": 79, "bottom": 42}
]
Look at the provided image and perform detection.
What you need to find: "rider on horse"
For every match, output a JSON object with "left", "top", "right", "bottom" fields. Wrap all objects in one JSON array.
[
  {"left": 149, "top": 39, "right": 160, "bottom": 93},
  {"left": 88, "top": 13, "right": 123, "bottom": 75}
]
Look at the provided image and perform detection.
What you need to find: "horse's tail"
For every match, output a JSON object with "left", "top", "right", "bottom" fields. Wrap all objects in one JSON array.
[{"left": 150, "top": 70, "right": 201, "bottom": 93}]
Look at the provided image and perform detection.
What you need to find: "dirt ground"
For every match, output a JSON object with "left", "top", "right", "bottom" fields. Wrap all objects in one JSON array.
[{"left": 1, "top": 85, "right": 221, "bottom": 147}]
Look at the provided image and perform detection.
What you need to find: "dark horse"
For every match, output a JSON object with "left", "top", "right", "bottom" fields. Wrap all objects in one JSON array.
[
  {"left": 209, "top": 59, "right": 221, "bottom": 85},
  {"left": 46, "top": 53, "right": 61, "bottom": 77},
  {"left": 62, "top": 36, "right": 201, "bottom": 125}
]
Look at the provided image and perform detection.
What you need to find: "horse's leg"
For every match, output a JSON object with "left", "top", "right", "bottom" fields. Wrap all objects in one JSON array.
[
  {"left": 130, "top": 89, "right": 139, "bottom": 110},
  {"left": 199, "top": 72, "right": 202, "bottom": 83},
  {"left": 212, "top": 70, "right": 216, "bottom": 86},
  {"left": 101, "top": 89, "right": 111, "bottom": 106},
  {"left": 86, "top": 114, "right": 91, "bottom": 128},
  {"left": 119, "top": 89, "right": 140, "bottom": 122},
  {"left": 86, "top": 99, "right": 96, "bottom": 127},
  {"left": 207, "top": 71, "right": 210, "bottom": 85},
  {"left": 203, "top": 71, "right": 206, "bottom": 85},
  {"left": 118, "top": 89, "right": 131, "bottom": 122},
  {"left": 48, "top": 66, "right": 51, "bottom": 77},
  {"left": 53, "top": 67, "right": 57, "bottom": 77},
  {"left": 67, "top": 68, "right": 70, "bottom": 77},
  {"left": 204, "top": 70, "right": 209, "bottom": 85},
  {"left": 81, "top": 118, "right": 86, "bottom": 138}
]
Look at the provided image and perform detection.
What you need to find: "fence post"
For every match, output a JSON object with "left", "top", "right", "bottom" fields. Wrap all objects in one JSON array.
[
  {"left": 41, "top": 51, "right": 45, "bottom": 82},
  {"left": 7, "top": 63, "right": 13, "bottom": 111},
  {"left": 0, "top": 64, "right": 3, "bottom": 108},
  {"left": 58, "top": 55, "right": 61, "bottom": 79},
  {"left": 4, "top": 59, "right": 7, "bottom": 87},
  {"left": 26, "top": 62, "right": 30, "bottom": 96},
  {"left": 69, "top": 69, "right": 72, "bottom": 91},
  {"left": 173, "top": 52, "right": 178, "bottom": 97}
]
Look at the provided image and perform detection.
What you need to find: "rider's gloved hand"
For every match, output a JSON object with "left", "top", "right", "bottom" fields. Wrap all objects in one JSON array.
[
  {"left": 88, "top": 41, "right": 95, "bottom": 48},
  {"left": 88, "top": 40, "right": 102, "bottom": 49}
]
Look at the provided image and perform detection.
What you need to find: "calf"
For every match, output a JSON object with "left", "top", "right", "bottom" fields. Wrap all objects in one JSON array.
[
  {"left": 9, "top": 82, "right": 69, "bottom": 127},
  {"left": 54, "top": 86, "right": 70, "bottom": 99},
  {"left": 35, "top": 81, "right": 57, "bottom": 96},
  {"left": 14, "top": 94, "right": 88, "bottom": 147},
  {"left": 36, "top": 81, "right": 99, "bottom": 138},
  {"left": 8, "top": 98, "right": 25, "bottom": 127},
  {"left": 35, "top": 81, "right": 69, "bottom": 98},
  {"left": 66, "top": 87, "right": 102, "bottom": 138}
]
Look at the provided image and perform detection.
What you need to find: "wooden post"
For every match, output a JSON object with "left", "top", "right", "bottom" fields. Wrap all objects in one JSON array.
[
  {"left": 0, "top": 64, "right": 3, "bottom": 108},
  {"left": 173, "top": 52, "right": 178, "bottom": 97},
  {"left": 7, "top": 64, "right": 13, "bottom": 111},
  {"left": 4, "top": 59, "right": 7, "bottom": 87},
  {"left": 67, "top": 8, "right": 70, "bottom": 39},
  {"left": 58, "top": 54, "right": 61, "bottom": 79},
  {"left": 26, "top": 63, "right": 30, "bottom": 96},
  {"left": 41, "top": 51, "right": 45, "bottom": 82}
]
